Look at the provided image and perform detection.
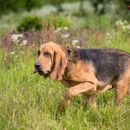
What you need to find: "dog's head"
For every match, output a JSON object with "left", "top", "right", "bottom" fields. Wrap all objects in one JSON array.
[{"left": 34, "top": 42, "right": 68, "bottom": 80}]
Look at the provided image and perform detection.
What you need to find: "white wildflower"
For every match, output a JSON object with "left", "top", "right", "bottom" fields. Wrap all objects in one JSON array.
[
  {"left": 62, "top": 33, "right": 70, "bottom": 38},
  {"left": 55, "top": 27, "right": 62, "bottom": 33},
  {"left": 122, "top": 25, "right": 126, "bottom": 31},
  {"left": 126, "top": 25, "right": 130, "bottom": 30},
  {"left": 115, "top": 20, "right": 124, "bottom": 27},
  {"left": 11, "top": 34, "right": 23, "bottom": 43},
  {"left": 106, "top": 33, "right": 110, "bottom": 36},
  {"left": 16, "top": 34, "right": 23, "bottom": 38},
  {"left": 72, "top": 42, "right": 76, "bottom": 45},
  {"left": 11, "top": 34, "right": 18, "bottom": 42},
  {"left": 22, "top": 40, "right": 28, "bottom": 45},
  {"left": 19, "top": 40, "right": 28, "bottom": 46},
  {"left": 10, "top": 52, "right": 15, "bottom": 55},
  {"left": 106, "top": 32, "right": 112, "bottom": 40},
  {"left": 71, "top": 39, "right": 78, "bottom": 43},
  {"left": 76, "top": 46, "right": 80, "bottom": 48},
  {"left": 63, "top": 27, "right": 68, "bottom": 30},
  {"left": 71, "top": 40, "right": 79, "bottom": 46}
]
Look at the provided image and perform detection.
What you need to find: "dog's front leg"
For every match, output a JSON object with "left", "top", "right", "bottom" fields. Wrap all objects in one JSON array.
[{"left": 59, "top": 82, "right": 96, "bottom": 112}]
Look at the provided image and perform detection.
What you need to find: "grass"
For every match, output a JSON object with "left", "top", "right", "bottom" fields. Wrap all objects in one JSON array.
[
  {"left": 0, "top": 12, "right": 130, "bottom": 130},
  {"left": 0, "top": 49, "right": 130, "bottom": 130}
]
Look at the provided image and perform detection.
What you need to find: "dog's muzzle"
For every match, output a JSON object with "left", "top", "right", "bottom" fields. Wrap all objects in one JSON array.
[
  {"left": 34, "top": 62, "right": 50, "bottom": 78},
  {"left": 35, "top": 62, "right": 41, "bottom": 70}
]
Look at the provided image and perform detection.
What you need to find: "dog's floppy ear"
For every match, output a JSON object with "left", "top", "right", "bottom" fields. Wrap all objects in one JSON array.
[{"left": 50, "top": 48, "right": 67, "bottom": 80}]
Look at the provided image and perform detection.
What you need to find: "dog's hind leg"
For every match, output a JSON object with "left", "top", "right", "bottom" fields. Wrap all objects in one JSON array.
[{"left": 115, "top": 78, "right": 129, "bottom": 106}]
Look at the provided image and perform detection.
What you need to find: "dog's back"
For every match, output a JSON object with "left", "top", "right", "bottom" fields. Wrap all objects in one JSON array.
[{"left": 73, "top": 48, "right": 130, "bottom": 84}]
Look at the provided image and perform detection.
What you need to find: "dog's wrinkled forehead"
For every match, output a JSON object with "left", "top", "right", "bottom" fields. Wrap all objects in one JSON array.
[{"left": 39, "top": 44, "right": 54, "bottom": 53}]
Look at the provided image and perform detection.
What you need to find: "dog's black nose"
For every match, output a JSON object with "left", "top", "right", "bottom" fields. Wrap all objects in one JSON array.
[{"left": 35, "top": 62, "right": 41, "bottom": 69}]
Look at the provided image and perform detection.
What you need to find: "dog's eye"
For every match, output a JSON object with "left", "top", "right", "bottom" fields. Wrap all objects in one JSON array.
[
  {"left": 43, "top": 52, "right": 50, "bottom": 57},
  {"left": 37, "top": 50, "right": 40, "bottom": 56}
]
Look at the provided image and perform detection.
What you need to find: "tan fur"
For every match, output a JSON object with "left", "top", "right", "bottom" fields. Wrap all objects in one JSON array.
[
  {"left": 115, "top": 65, "right": 130, "bottom": 105},
  {"left": 63, "top": 60, "right": 98, "bottom": 84}
]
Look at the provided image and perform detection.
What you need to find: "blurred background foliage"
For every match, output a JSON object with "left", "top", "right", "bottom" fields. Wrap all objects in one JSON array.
[
  {"left": 0, "top": 0, "right": 129, "bottom": 16},
  {"left": 0, "top": 0, "right": 129, "bottom": 35},
  {"left": 0, "top": 0, "right": 130, "bottom": 47},
  {"left": 0, "top": 0, "right": 78, "bottom": 15}
]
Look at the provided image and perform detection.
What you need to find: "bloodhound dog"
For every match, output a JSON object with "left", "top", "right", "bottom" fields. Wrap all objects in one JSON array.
[{"left": 34, "top": 42, "right": 130, "bottom": 111}]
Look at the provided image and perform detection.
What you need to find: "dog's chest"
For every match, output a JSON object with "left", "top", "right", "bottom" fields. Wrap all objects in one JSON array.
[{"left": 63, "top": 60, "right": 98, "bottom": 84}]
